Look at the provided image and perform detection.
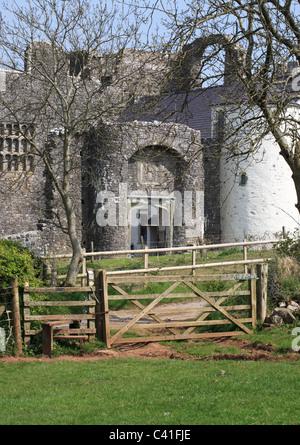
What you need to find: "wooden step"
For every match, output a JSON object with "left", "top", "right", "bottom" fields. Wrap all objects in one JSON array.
[{"left": 54, "top": 335, "right": 88, "bottom": 340}]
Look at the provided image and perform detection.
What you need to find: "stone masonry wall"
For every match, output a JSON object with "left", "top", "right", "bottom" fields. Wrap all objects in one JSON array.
[{"left": 83, "top": 121, "right": 204, "bottom": 252}]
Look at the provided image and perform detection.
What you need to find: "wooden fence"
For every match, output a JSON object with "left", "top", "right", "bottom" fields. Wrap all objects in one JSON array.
[
  {"left": 42, "top": 239, "right": 276, "bottom": 285},
  {"left": 21, "top": 261, "right": 268, "bottom": 350},
  {"left": 94, "top": 263, "right": 268, "bottom": 348},
  {"left": 0, "top": 258, "right": 269, "bottom": 354}
]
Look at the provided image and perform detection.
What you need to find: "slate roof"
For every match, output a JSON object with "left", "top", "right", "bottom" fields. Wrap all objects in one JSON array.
[
  {"left": 122, "top": 71, "right": 300, "bottom": 141},
  {"left": 123, "top": 84, "right": 235, "bottom": 140}
]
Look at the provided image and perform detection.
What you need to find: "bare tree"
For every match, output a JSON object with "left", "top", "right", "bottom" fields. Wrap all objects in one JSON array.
[
  {"left": 156, "top": 0, "right": 300, "bottom": 212},
  {"left": 0, "top": 0, "right": 160, "bottom": 285}
]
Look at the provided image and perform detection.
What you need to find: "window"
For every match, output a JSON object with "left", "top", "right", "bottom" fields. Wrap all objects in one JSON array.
[
  {"left": 69, "top": 51, "right": 90, "bottom": 79},
  {"left": 28, "top": 155, "right": 34, "bottom": 172},
  {"left": 215, "top": 111, "right": 225, "bottom": 140},
  {"left": 13, "top": 140, "right": 19, "bottom": 153},
  {"left": 12, "top": 155, "right": 18, "bottom": 171},
  {"left": 21, "top": 139, "right": 27, "bottom": 152},
  {"left": 240, "top": 172, "right": 248, "bottom": 186},
  {"left": 193, "top": 45, "right": 226, "bottom": 89},
  {"left": 5, "top": 154, "right": 11, "bottom": 171},
  {"left": 0, "top": 122, "right": 34, "bottom": 173},
  {"left": 5, "top": 138, "right": 12, "bottom": 152}
]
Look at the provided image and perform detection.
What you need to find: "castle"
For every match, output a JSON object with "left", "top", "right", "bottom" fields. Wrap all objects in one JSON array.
[{"left": 0, "top": 36, "right": 299, "bottom": 256}]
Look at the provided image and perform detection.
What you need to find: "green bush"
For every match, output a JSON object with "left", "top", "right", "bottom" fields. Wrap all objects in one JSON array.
[
  {"left": 0, "top": 239, "right": 42, "bottom": 287},
  {"left": 267, "top": 230, "right": 300, "bottom": 304},
  {"left": 267, "top": 255, "right": 300, "bottom": 305},
  {"left": 275, "top": 229, "right": 300, "bottom": 262}
]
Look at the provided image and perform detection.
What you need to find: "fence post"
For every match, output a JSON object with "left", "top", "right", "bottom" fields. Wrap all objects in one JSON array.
[
  {"left": 192, "top": 246, "right": 196, "bottom": 276},
  {"left": 256, "top": 263, "right": 268, "bottom": 323},
  {"left": 94, "top": 269, "right": 110, "bottom": 348},
  {"left": 91, "top": 241, "right": 94, "bottom": 263},
  {"left": 143, "top": 246, "right": 149, "bottom": 269},
  {"left": 250, "top": 266, "right": 257, "bottom": 330},
  {"left": 44, "top": 263, "right": 52, "bottom": 285},
  {"left": 87, "top": 269, "right": 95, "bottom": 342},
  {"left": 12, "top": 277, "right": 22, "bottom": 355},
  {"left": 243, "top": 230, "right": 248, "bottom": 274},
  {"left": 51, "top": 264, "right": 57, "bottom": 287},
  {"left": 81, "top": 248, "right": 87, "bottom": 286},
  {"left": 23, "top": 280, "right": 31, "bottom": 348}
]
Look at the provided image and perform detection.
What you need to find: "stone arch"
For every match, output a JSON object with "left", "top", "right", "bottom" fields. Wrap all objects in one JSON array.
[
  {"left": 128, "top": 144, "right": 187, "bottom": 194},
  {"left": 170, "top": 34, "right": 245, "bottom": 90},
  {"left": 127, "top": 145, "right": 187, "bottom": 250}
]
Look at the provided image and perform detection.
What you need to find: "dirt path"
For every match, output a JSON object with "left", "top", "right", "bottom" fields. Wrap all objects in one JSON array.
[
  {"left": 109, "top": 297, "right": 208, "bottom": 324},
  {"left": 1, "top": 338, "right": 299, "bottom": 363}
]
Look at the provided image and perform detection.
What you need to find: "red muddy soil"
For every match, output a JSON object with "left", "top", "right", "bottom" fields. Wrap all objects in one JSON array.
[{"left": 1, "top": 337, "right": 299, "bottom": 362}]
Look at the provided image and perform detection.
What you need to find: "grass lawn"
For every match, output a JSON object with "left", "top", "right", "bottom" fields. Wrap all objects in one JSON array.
[
  {"left": 1, "top": 339, "right": 300, "bottom": 425},
  {"left": 1, "top": 246, "right": 299, "bottom": 426}
]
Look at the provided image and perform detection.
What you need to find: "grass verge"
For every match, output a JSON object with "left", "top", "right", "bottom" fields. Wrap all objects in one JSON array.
[
  {"left": 164, "top": 326, "right": 299, "bottom": 358},
  {"left": 0, "top": 356, "right": 299, "bottom": 425}
]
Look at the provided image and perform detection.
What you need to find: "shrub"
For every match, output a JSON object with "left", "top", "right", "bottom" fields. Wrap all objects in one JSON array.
[
  {"left": 266, "top": 231, "right": 300, "bottom": 304},
  {"left": 275, "top": 229, "right": 300, "bottom": 263},
  {"left": 0, "top": 239, "right": 42, "bottom": 287},
  {"left": 268, "top": 256, "right": 300, "bottom": 305}
]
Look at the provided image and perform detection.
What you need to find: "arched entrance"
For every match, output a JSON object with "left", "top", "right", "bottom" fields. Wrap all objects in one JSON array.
[
  {"left": 129, "top": 194, "right": 175, "bottom": 249},
  {"left": 128, "top": 145, "right": 184, "bottom": 250}
]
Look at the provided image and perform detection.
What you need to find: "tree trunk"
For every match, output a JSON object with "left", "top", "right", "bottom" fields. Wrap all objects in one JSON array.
[
  {"left": 63, "top": 191, "right": 83, "bottom": 286},
  {"left": 65, "top": 237, "right": 83, "bottom": 287},
  {"left": 292, "top": 168, "right": 300, "bottom": 214}
]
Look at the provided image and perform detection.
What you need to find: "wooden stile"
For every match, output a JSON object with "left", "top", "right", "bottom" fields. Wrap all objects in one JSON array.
[{"left": 22, "top": 277, "right": 97, "bottom": 347}]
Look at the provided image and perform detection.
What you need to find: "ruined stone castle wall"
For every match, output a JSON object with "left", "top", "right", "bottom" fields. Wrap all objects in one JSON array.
[
  {"left": 0, "top": 40, "right": 219, "bottom": 257},
  {"left": 82, "top": 121, "right": 204, "bottom": 252}
]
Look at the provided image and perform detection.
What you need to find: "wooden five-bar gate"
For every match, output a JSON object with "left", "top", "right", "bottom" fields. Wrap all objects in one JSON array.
[{"left": 94, "top": 264, "right": 267, "bottom": 348}]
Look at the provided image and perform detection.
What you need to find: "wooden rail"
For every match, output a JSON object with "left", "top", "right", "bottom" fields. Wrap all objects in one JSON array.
[
  {"left": 42, "top": 239, "right": 276, "bottom": 284},
  {"left": 42, "top": 239, "right": 277, "bottom": 259},
  {"left": 106, "top": 258, "right": 270, "bottom": 275}
]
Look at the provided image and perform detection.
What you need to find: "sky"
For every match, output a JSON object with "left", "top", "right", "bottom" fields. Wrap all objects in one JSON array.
[
  {"left": 0, "top": 1, "right": 167, "bottom": 53},
  {"left": 0, "top": 0, "right": 188, "bottom": 44},
  {"left": 0, "top": 0, "right": 178, "bottom": 28},
  {"left": 2, "top": 0, "right": 300, "bottom": 51}
]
